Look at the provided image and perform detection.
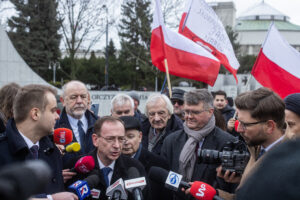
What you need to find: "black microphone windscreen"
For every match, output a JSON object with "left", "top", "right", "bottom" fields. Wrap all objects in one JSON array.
[
  {"left": 127, "top": 167, "right": 140, "bottom": 179},
  {"left": 84, "top": 174, "right": 100, "bottom": 188},
  {"left": 148, "top": 166, "right": 169, "bottom": 184}
]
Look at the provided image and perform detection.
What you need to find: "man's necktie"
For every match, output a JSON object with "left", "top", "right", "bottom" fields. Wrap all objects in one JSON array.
[
  {"left": 101, "top": 167, "right": 112, "bottom": 186},
  {"left": 77, "top": 120, "right": 86, "bottom": 152},
  {"left": 30, "top": 145, "right": 39, "bottom": 159}
]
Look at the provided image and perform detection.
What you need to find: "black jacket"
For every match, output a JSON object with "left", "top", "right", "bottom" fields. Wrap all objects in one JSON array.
[
  {"left": 141, "top": 114, "right": 183, "bottom": 155},
  {"left": 68, "top": 149, "right": 149, "bottom": 200},
  {"left": 136, "top": 146, "right": 169, "bottom": 174},
  {"left": 55, "top": 108, "right": 98, "bottom": 168},
  {"left": 161, "top": 127, "right": 236, "bottom": 199},
  {"left": 0, "top": 119, "right": 64, "bottom": 196},
  {"left": 221, "top": 104, "right": 235, "bottom": 124}
]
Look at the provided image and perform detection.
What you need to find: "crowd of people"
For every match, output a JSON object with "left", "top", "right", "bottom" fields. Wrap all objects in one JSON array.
[{"left": 0, "top": 80, "right": 299, "bottom": 200}]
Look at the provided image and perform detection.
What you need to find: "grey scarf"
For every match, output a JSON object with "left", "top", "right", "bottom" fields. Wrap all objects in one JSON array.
[{"left": 179, "top": 115, "right": 215, "bottom": 181}]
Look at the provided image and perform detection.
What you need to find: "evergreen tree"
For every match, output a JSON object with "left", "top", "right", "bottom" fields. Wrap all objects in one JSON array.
[
  {"left": 118, "top": 0, "right": 155, "bottom": 90},
  {"left": 8, "top": 0, "right": 61, "bottom": 81}
]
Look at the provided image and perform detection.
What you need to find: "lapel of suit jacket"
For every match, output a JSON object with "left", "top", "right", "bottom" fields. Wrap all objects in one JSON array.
[{"left": 111, "top": 155, "right": 127, "bottom": 184}]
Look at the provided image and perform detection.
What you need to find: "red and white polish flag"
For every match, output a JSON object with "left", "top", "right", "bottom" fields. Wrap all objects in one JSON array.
[
  {"left": 251, "top": 23, "right": 300, "bottom": 98},
  {"left": 178, "top": 0, "right": 239, "bottom": 82},
  {"left": 150, "top": 0, "right": 221, "bottom": 86}
]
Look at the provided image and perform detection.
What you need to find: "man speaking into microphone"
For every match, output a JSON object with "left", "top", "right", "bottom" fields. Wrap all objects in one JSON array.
[{"left": 70, "top": 116, "right": 148, "bottom": 200}]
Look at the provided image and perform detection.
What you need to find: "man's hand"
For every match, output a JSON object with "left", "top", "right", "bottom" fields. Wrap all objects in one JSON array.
[
  {"left": 227, "top": 118, "right": 236, "bottom": 132},
  {"left": 62, "top": 169, "right": 77, "bottom": 183},
  {"left": 56, "top": 144, "right": 65, "bottom": 155},
  {"left": 29, "top": 192, "right": 78, "bottom": 200},
  {"left": 216, "top": 166, "right": 241, "bottom": 184},
  {"left": 181, "top": 182, "right": 193, "bottom": 195},
  {"left": 51, "top": 192, "right": 78, "bottom": 200}
]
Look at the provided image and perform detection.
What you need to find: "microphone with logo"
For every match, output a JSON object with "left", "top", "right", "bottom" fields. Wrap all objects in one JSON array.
[
  {"left": 53, "top": 128, "right": 73, "bottom": 145},
  {"left": 149, "top": 167, "right": 223, "bottom": 200},
  {"left": 70, "top": 156, "right": 95, "bottom": 174},
  {"left": 68, "top": 174, "right": 100, "bottom": 200},
  {"left": 124, "top": 167, "right": 146, "bottom": 200},
  {"left": 190, "top": 181, "right": 223, "bottom": 200},
  {"left": 106, "top": 178, "right": 128, "bottom": 200},
  {"left": 149, "top": 166, "right": 190, "bottom": 192}
]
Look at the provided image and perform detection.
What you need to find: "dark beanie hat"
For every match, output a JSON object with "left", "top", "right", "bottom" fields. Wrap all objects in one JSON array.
[
  {"left": 284, "top": 93, "right": 300, "bottom": 117},
  {"left": 171, "top": 89, "right": 185, "bottom": 101},
  {"left": 120, "top": 116, "right": 141, "bottom": 131}
]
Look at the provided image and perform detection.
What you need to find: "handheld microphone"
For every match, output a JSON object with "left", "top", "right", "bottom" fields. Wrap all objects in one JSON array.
[
  {"left": 190, "top": 181, "right": 223, "bottom": 200},
  {"left": 234, "top": 120, "right": 239, "bottom": 132},
  {"left": 68, "top": 174, "right": 100, "bottom": 200},
  {"left": 65, "top": 142, "right": 81, "bottom": 153},
  {"left": 148, "top": 166, "right": 189, "bottom": 192},
  {"left": 106, "top": 178, "right": 128, "bottom": 200},
  {"left": 68, "top": 180, "right": 90, "bottom": 200},
  {"left": 124, "top": 167, "right": 146, "bottom": 200},
  {"left": 53, "top": 128, "right": 73, "bottom": 145},
  {"left": 71, "top": 156, "right": 95, "bottom": 174},
  {"left": 0, "top": 160, "right": 51, "bottom": 200}
]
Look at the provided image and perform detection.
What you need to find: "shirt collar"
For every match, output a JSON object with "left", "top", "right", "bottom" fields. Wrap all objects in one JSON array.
[
  {"left": 18, "top": 131, "right": 39, "bottom": 149},
  {"left": 263, "top": 135, "right": 285, "bottom": 152},
  {"left": 97, "top": 154, "right": 115, "bottom": 170}
]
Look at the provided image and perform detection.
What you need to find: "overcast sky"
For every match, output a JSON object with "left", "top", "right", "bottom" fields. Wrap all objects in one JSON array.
[{"left": 1, "top": 0, "right": 300, "bottom": 50}]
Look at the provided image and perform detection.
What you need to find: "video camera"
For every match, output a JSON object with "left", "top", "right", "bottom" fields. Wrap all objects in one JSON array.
[{"left": 198, "top": 140, "right": 250, "bottom": 175}]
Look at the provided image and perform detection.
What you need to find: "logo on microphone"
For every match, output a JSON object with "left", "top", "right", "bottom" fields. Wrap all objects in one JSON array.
[
  {"left": 165, "top": 171, "right": 183, "bottom": 190},
  {"left": 169, "top": 173, "right": 179, "bottom": 184},
  {"left": 196, "top": 184, "right": 206, "bottom": 197},
  {"left": 59, "top": 131, "right": 66, "bottom": 143},
  {"left": 80, "top": 184, "right": 89, "bottom": 197}
]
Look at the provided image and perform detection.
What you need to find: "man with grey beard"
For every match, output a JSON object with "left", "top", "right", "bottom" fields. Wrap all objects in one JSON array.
[{"left": 55, "top": 80, "right": 98, "bottom": 154}]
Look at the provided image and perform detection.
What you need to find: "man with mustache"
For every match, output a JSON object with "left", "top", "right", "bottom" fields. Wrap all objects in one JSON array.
[
  {"left": 141, "top": 94, "right": 183, "bottom": 155},
  {"left": 55, "top": 80, "right": 98, "bottom": 154}
]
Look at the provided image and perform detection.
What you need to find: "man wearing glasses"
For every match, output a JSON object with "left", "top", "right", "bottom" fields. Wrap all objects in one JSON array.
[
  {"left": 161, "top": 89, "right": 235, "bottom": 199},
  {"left": 55, "top": 80, "right": 98, "bottom": 154},
  {"left": 141, "top": 94, "right": 183, "bottom": 155},
  {"left": 216, "top": 87, "right": 285, "bottom": 200},
  {"left": 72, "top": 116, "right": 147, "bottom": 200}
]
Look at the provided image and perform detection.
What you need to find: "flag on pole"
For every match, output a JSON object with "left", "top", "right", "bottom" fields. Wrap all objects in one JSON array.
[
  {"left": 251, "top": 23, "right": 300, "bottom": 98},
  {"left": 150, "top": 0, "right": 221, "bottom": 86},
  {"left": 179, "top": 0, "right": 239, "bottom": 82}
]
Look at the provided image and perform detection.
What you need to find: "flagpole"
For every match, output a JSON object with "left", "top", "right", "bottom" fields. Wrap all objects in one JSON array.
[{"left": 164, "top": 59, "right": 172, "bottom": 98}]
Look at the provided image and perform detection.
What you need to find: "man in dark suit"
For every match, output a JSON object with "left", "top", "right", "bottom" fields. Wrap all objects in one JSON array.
[
  {"left": 55, "top": 80, "right": 98, "bottom": 155},
  {"left": 0, "top": 84, "right": 77, "bottom": 200},
  {"left": 72, "top": 116, "right": 148, "bottom": 200},
  {"left": 161, "top": 89, "right": 236, "bottom": 200},
  {"left": 142, "top": 94, "right": 183, "bottom": 155}
]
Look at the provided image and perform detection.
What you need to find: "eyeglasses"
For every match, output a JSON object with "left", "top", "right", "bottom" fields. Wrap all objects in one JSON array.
[
  {"left": 183, "top": 109, "right": 207, "bottom": 116},
  {"left": 171, "top": 99, "right": 184, "bottom": 106},
  {"left": 238, "top": 120, "right": 267, "bottom": 130},
  {"left": 99, "top": 136, "right": 126, "bottom": 144}
]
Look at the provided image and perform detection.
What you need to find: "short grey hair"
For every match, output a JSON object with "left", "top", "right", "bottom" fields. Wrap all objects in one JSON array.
[
  {"left": 62, "top": 80, "right": 88, "bottom": 98},
  {"left": 145, "top": 94, "right": 174, "bottom": 117},
  {"left": 184, "top": 89, "right": 214, "bottom": 109},
  {"left": 111, "top": 93, "right": 134, "bottom": 111}
]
